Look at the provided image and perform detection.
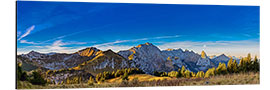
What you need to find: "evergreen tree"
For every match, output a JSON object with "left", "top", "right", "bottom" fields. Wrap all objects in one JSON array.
[
  {"left": 252, "top": 55, "right": 260, "bottom": 72},
  {"left": 114, "top": 70, "right": 121, "bottom": 77},
  {"left": 160, "top": 72, "right": 168, "bottom": 77},
  {"left": 196, "top": 71, "right": 205, "bottom": 78},
  {"left": 191, "top": 72, "right": 196, "bottom": 77},
  {"left": 239, "top": 58, "right": 245, "bottom": 72},
  {"left": 227, "top": 58, "right": 233, "bottom": 73},
  {"left": 20, "top": 72, "right": 28, "bottom": 81},
  {"left": 216, "top": 63, "right": 227, "bottom": 75},
  {"left": 153, "top": 71, "right": 161, "bottom": 76},
  {"left": 17, "top": 63, "right": 22, "bottom": 81},
  {"left": 205, "top": 67, "right": 215, "bottom": 78},
  {"left": 181, "top": 66, "right": 186, "bottom": 77},
  {"left": 122, "top": 71, "right": 129, "bottom": 81},
  {"left": 247, "top": 53, "right": 252, "bottom": 71},
  {"left": 232, "top": 60, "right": 238, "bottom": 73},
  {"left": 247, "top": 53, "right": 252, "bottom": 64},
  {"left": 29, "top": 71, "right": 47, "bottom": 85},
  {"left": 95, "top": 73, "right": 102, "bottom": 82},
  {"left": 176, "top": 69, "right": 182, "bottom": 78},
  {"left": 88, "top": 76, "right": 95, "bottom": 85},
  {"left": 184, "top": 70, "right": 191, "bottom": 78},
  {"left": 168, "top": 71, "right": 178, "bottom": 78}
]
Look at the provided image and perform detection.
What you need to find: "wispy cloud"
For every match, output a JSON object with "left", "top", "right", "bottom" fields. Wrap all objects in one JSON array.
[
  {"left": 20, "top": 40, "right": 38, "bottom": 44},
  {"left": 17, "top": 40, "right": 88, "bottom": 54},
  {"left": 17, "top": 39, "right": 260, "bottom": 58},
  {"left": 154, "top": 35, "right": 181, "bottom": 39},
  {"left": 92, "top": 39, "right": 259, "bottom": 57},
  {"left": 17, "top": 25, "right": 35, "bottom": 40},
  {"left": 52, "top": 40, "right": 87, "bottom": 46},
  {"left": 93, "top": 35, "right": 181, "bottom": 47},
  {"left": 157, "top": 40, "right": 260, "bottom": 57}
]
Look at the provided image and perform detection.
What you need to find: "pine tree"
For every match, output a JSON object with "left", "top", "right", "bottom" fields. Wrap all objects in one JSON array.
[
  {"left": 191, "top": 72, "right": 196, "bottom": 77},
  {"left": 114, "top": 70, "right": 121, "bottom": 77},
  {"left": 253, "top": 55, "right": 260, "bottom": 72},
  {"left": 242, "top": 57, "right": 249, "bottom": 72},
  {"left": 29, "top": 71, "right": 47, "bottom": 85},
  {"left": 88, "top": 76, "right": 95, "bottom": 85},
  {"left": 168, "top": 71, "right": 178, "bottom": 78},
  {"left": 205, "top": 67, "right": 215, "bottom": 78},
  {"left": 122, "top": 71, "right": 129, "bottom": 81},
  {"left": 184, "top": 70, "right": 191, "bottom": 78},
  {"left": 227, "top": 58, "right": 233, "bottom": 73},
  {"left": 153, "top": 71, "right": 161, "bottom": 76},
  {"left": 247, "top": 53, "right": 252, "bottom": 71},
  {"left": 232, "top": 60, "right": 238, "bottom": 73},
  {"left": 196, "top": 71, "right": 205, "bottom": 78},
  {"left": 176, "top": 69, "right": 182, "bottom": 78},
  {"left": 160, "top": 72, "right": 168, "bottom": 77},
  {"left": 95, "top": 73, "right": 102, "bottom": 82},
  {"left": 196, "top": 72, "right": 200, "bottom": 78},
  {"left": 216, "top": 63, "right": 227, "bottom": 75},
  {"left": 17, "top": 63, "right": 22, "bottom": 81},
  {"left": 247, "top": 53, "right": 252, "bottom": 64},
  {"left": 181, "top": 66, "right": 186, "bottom": 77},
  {"left": 239, "top": 58, "right": 244, "bottom": 72}
]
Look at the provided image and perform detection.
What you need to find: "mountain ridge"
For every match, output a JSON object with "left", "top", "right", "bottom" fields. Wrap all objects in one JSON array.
[{"left": 17, "top": 42, "right": 239, "bottom": 73}]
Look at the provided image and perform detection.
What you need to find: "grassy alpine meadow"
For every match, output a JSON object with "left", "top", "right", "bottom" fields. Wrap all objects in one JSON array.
[
  {"left": 17, "top": 72, "right": 259, "bottom": 89},
  {"left": 16, "top": 1, "right": 260, "bottom": 89}
]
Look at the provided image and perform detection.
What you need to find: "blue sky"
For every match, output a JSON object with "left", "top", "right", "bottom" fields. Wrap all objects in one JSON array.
[{"left": 17, "top": 1, "right": 260, "bottom": 57}]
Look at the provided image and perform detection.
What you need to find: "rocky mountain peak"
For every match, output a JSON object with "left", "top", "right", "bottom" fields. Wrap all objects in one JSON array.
[
  {"left": 215, "top": 54, "right": 229, "bottom": 60},
  {"left": 145, "top": 42, "right": 152, "bottom": 45},
  {"left": 28, "top": 50, "right": 41, "bottom": 55},
  {"left": 164, "top": 48, "right": 183, "bottom": 52},
  {"left": 76, "top": 47, "right": 101, "bottom": 57},
  {"left": 196, "top": 51, "right": 211, "bottom": 71},
  {"left": 220, "top": 54, "right": 226, "bottom": 57},
  {"left": 131, "top": 42, "right": 161, "bottom": 54},
  {"left": 103, "top": 49, "right": 116, "bottom": 55},
  {"left": 201, "top": 51, "right": 207, "bottom": 58},
  {"left": 136, "top": 42, "right": 154, "bottom": 48},
  {"left": 210, "top": 54, "right": 231, "bottom": 66},
  {"left": 166, "top": 48, "right": 174, "bottom": 51},
  {"left": 18, "top": 42, "right": 238, "bottom": 74}
]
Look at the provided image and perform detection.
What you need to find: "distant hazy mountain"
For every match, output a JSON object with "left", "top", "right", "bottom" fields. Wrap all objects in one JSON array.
[
  {"left": 210, "top": 54, "right": 230, "bottom": 66},
  {"left": 17, "top": 42, "right": 238, "bottom": 74}
]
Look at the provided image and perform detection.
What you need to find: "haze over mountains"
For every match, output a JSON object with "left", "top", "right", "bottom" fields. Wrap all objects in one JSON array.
[{"left": 17, "top": 42, "right": 240, "bottom": 74}]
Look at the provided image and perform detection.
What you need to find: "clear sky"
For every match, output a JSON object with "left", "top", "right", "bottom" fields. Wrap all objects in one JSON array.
[{"left": 17, "top": 1, "right": 260, "bottom": 58}]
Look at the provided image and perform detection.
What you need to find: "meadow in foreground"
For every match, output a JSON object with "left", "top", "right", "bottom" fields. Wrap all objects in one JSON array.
[{"left": 17, "top": 72, "right": 259, "bottom": 89}]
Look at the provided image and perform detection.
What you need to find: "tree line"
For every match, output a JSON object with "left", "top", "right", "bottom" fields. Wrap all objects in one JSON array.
[
  {"left": 93, "top": 68, "right": 145, "bottom": 84},
  {"left": 17, "top": 63, "right": 47, "bottom": 85},
  {"left": 153, "top": 53, "right": 259, "bottom": 78}
]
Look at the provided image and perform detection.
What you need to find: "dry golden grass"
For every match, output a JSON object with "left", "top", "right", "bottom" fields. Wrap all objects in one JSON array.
[
  {"left": 206, "top": 72, "right": 259, "bottom": 85},
  {"left": 140, "top": 72, "right": 259, "bottom": 86},
  {"left": 106, "top": 74, "right": 171, "bottom": 83},
  {"left": 17, "top": 72, "right": 259, "bottom": 89}
]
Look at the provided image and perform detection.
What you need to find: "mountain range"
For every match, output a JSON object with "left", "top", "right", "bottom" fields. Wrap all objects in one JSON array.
[{"left": 17, "top": 42, "right": 240, "bottom": 74}]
